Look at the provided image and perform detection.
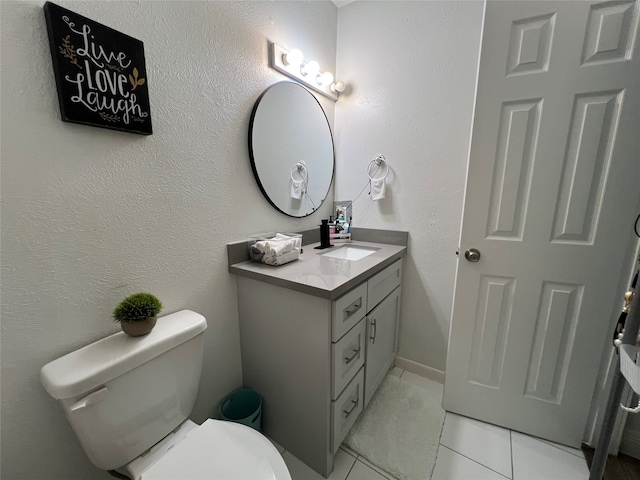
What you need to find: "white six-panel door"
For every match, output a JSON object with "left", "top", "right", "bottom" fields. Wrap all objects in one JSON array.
[{"left": 444, "top": 0, "right": 640, "bottom": 447}]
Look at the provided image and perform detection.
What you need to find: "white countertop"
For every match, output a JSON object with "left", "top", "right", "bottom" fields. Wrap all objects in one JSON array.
[{"left": 229, "top": 240, "right": 407, "bottom": 300}]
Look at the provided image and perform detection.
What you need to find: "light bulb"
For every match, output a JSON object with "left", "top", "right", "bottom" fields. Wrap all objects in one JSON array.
[
  {"left": 282, "top": 49, "right": 303, "bottom": 67},
  {"left": 300, "top": 60, "right": 320, "bottom": 78},
  {"left": 316, "top": 72, "right": 334, "bottom": 86},
  {"left": 330, "top": 81, "right": 346, "bottom": 93}
]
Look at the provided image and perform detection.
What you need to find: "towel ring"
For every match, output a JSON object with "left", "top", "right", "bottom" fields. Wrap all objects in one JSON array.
[
  {"left": 291, "top": 162, "right": 308, "bottom": 182},
  {"left": 367, "top": 155, "right": 389, "bottom": 180}
]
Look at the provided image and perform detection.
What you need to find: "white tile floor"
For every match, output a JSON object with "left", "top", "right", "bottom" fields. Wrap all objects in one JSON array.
[{"left": 274, "top": 366, "right": 591, "bottom": 480}]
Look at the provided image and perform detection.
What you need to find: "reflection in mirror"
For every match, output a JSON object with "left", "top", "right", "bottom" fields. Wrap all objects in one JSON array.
[{"left": 249, "top": 82, "right": 334, "bottom": 217}]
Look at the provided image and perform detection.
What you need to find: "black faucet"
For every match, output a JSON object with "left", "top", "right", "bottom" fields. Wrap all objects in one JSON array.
[{"left": 315, "top": 219, "right": 334, "bottom": 250}]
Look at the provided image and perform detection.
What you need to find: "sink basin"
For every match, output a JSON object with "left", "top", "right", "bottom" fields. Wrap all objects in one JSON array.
[{"left": 321, "top": 245, "right": 378, "bottom": 261}]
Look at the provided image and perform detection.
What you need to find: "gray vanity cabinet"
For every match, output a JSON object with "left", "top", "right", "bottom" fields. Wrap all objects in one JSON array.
[{"left": 236, "top": 258, "right": 402, "bottom": 478}]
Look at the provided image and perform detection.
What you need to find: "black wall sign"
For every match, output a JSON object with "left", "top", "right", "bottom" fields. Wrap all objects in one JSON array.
[{"left": 43, "top": 2, "right": 152, "bottom": 135}]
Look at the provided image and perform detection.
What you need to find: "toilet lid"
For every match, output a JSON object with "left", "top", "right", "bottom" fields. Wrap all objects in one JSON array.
[{"left": 140, "top": 419, "right": 291, "bottom": 480}]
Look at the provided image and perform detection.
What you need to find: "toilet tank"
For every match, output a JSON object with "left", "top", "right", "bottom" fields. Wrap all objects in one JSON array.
[{"left": 40, "top": 310, "right": 207, "bottom": 471}]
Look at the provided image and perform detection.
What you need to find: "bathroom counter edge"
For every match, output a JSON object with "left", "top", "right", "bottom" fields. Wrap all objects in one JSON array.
[{"left": 229, "top": 241, "right": 406, "bottom": 300}]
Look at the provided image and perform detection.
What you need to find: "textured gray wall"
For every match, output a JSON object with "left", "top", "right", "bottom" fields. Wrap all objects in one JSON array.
[
  {"left": 334, "top": 1, "right": 484, "bottom": 371},
  {"left": 0, "top": 1, "right": 336, "bottom": 478}
]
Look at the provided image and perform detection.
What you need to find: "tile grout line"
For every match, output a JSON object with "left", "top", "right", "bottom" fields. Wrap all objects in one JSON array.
[
  {"left": 340, "top": 447, "right": 357, "bottom": 459},
  {"left": 438, "top": 445, "right": 512, "bottom": 480},
  {"left": 340, "top": 445, "right": 361, "bottom": 480},
  {"left": 537, "top": 438, "right": 585, "bottom": 459},
  {"left": 431, "top": 411, "right": 449, "bottom": 480},
  {"left": 343, "top": 441, "right": 398, "bottom": 480},
  {"left": 430, "top": 445, "right": 441, "bottom": 480},
  {"left": 509, "top": 430, "right": 514, "bottom": 480},
  {"left": 343, "top": 454, "right": 358, "bottom": 480},
  {"left": 354, "top": 452, "right": 398, "bottom": 480}
]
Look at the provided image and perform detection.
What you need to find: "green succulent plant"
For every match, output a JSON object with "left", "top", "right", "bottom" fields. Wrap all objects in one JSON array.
[{"left": 113, "top": 293, "right": 162, "bottom": 323}]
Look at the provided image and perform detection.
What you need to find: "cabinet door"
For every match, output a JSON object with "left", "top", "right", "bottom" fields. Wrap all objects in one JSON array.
[{"left": 365, "top": 286, "right": 401, "bottom": 407}]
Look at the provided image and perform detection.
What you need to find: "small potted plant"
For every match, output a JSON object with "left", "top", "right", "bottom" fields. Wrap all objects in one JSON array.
[{"left": 113, "top": 292, "right": 163, "bottom": 337}]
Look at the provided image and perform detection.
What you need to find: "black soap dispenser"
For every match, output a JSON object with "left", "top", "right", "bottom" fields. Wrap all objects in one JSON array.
[{"left": 315, "top": 219, "right": 334, "bottom": 250}]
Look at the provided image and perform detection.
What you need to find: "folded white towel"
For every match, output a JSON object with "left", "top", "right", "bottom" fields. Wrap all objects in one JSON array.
[
  {"left": 273, "top": 233, "right": 302, "bottom": 248},
  {"left": 291, "top": 179, "right": 303, "bottom": 199},
  {"left": 263, "top": 248, "right": 300, "bottom": 266},
  {"left": 254, "top": 234, "right": 302, "bottom": 264},
  {"left": 371, "top": 178, "right": 386, "bottom": 201},
  {"left": 254, "top": 239, "right": 293, "bottom": 257}
]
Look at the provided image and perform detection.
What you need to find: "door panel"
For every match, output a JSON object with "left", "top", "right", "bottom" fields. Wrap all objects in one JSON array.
[
  {"left": 468, "top": 275, "right": 514, "bottom": 389},
  {"left": 524, "top": 281, "right": 583, "bottom": 403},
  {"left": 486, "top": 100, "right": 541, "bottom": 240},
  {"left": 551, "top": 90, "right": 623, "bottom": 244},
  {"left": 444, "top": 0, "right": 639, "bottom": 447}
]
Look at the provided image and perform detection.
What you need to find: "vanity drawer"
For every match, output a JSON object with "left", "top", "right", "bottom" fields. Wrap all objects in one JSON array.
[
  {"left": 332, "top": 282, "right": 367, "bottom": 342},
  {"left": 331, "top": 366, "right": 364, "bottom": 453},
  {"left": 367, "top": 259, "right": 402, "bottom": 312},
  {"left": 332, "top": 319, "right": 366, "bottom": 399}
]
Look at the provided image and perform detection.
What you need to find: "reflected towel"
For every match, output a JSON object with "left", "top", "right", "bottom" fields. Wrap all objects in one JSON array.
[
  {"left": 371, "top": 178, "right": 386, "bottom": 201},
  {"left": 291, "top": 179, "right": 303, "bottom": 199}
]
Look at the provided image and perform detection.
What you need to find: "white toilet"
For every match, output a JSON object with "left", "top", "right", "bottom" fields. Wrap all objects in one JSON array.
[{"left": 40, "top": 310, "right": 291, "bottom": 480}]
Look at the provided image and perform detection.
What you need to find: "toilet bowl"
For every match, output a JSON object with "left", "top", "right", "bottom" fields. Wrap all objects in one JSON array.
[
  {"left": 124, "top": 419, "right": 289, "bottom": 480},
  {"left": 40, "top": 310, "right": 291, "bottom": 480}
]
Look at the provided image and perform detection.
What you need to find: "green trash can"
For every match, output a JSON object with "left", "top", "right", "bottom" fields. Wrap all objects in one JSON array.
[{"left": 219, "top": 388, "right": 262, "bottom": 431}]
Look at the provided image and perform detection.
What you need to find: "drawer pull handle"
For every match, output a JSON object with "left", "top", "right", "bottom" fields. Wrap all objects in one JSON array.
[
  {"left": 343, "top": 399, "right": 359, "bottom": 418},
  {"left": 370, "top": 318, "right": 377, "bottom": 344},
  {"left": 345, "top": 300, "right": 362, "bottom": 317},
  {"left": 344, "top": 348, "right": 360, "bottom": 365}
]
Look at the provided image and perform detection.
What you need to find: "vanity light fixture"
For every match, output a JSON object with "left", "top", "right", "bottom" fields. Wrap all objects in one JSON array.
[
  {"left": 282, "top": 48, "right": 304, "bottom": 67},
  {"left": 300, "top": 60, "right": 320, "bottom": 78},
  {"left": 269, "top": 42, "right": 344, "bottom": 101},
  {"left": 317, "top": 72, "right": 334, "bottom": 86},
  {"left": 330, "top": 81, "right": 345, "bottom": 93}
]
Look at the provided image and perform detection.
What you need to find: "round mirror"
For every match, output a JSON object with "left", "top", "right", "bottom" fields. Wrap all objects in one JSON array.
[{"left": 249, "top": 82, "right": 334, "bottom": 217}]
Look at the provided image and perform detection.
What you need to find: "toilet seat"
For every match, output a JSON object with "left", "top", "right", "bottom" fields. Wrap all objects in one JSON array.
[{"left": 140, "top": 419, "right": 291, "bottom": 480}]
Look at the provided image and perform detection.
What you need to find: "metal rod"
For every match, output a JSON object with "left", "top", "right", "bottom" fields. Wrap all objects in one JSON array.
[{"left": 589, "top": 267, "right": 640, "bottom": 480}]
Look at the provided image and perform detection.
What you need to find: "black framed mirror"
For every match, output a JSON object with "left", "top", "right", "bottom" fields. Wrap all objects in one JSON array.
[{"left": 249, "top": 82, "right": 334, "bottom": 217}]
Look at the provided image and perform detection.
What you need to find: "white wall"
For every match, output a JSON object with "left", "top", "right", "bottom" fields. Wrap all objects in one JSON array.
[
  {"left": 334, "top": 1, "right": 484, "bottom": 370},
  {"left": 0, "top": 1, "right": 336, "bottom": 478}
]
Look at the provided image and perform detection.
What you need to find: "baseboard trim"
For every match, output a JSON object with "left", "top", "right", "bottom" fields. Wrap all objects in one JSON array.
[{"left": 395, "top": 356, "right": 445, "bottom": 384}]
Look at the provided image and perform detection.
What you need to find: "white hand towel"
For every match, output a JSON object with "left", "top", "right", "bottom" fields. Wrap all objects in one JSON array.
[
  {"left": 371, "top": 178, "right": 386, "bottom": 201},
  {"left": 254, "top": 235, "right": 302, "bottom": 265},
  {"left": 263, "top": 248, "right": 300, "bottom": 266},
  {"left": 254, "top": 235, "right": 301, "bottom": 255},
  {"left": 273, "top": 233, "right": 302, "bottom": 250},
  {"left": 290, "top": 179, "right": 303, "bottom": 199},
  {"left": 255, "top": 239, "right": 293, "bottom": 258}
]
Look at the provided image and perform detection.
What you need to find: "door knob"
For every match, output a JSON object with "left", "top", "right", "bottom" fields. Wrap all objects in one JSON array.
[{"left": 464, "top": 248, "right": 481, "bottom": 262}]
